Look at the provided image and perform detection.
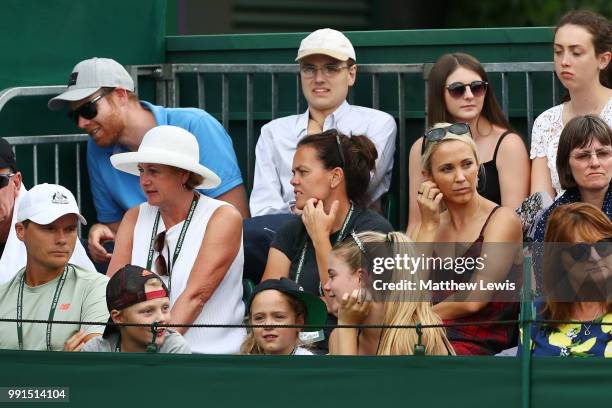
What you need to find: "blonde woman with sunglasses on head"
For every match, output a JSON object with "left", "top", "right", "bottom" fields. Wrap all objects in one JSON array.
[
  {"left": 408, "top": 53, "right": 530, "bottom": 235},
  {"left": 412, "top": 123, "right": 523, "bottom": 355}
]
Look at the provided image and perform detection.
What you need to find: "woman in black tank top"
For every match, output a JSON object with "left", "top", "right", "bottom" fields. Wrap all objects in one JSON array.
[
  {"left": 408, "top": 53, "right": 530, "bottom": 234},
  {"left": 412, "top": 124, "right": 523, "bottom": 355}
]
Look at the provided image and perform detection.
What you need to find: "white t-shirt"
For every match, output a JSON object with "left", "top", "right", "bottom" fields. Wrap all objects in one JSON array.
[
  {"left": 530, "top": 97, "right": 612, "bottom": 195},
  {"left": 0, "top": 184, "right": 96, "bottom": 284},
  {"left": 81, "top": 330, "right": 191, "bottom": 353},
  {"left": 294, "top": 346, "right": 314, "bottom": 355}
]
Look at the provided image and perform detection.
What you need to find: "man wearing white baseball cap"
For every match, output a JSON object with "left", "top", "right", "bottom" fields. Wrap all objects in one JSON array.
[
  {"left": 244, "top": 28, "right": 396, "bottom": 282},
  {"left": 0, "top": 184, "right": 109, "bottom": 351},
  {"left": 0, "top": 137, "right": 95, "bottom": 284},
  {"left": 48, "top": 57, "right": 248, "bottom": 265}
]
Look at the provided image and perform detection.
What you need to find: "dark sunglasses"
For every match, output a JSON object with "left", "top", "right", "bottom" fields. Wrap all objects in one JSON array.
[
  {"left": 446, "top": 81, "right": 488, "bottom": 99},
  {"left": 0, "top": 173, "right": 15, "bottom": 189},
  {"left": 562, "top": 238, "right": 612, "bottom": 262},
  {"left": 424, "top": 123, "right": 471, "bottom": 144},
  {"left": 67, "top": 88, "right": 114, "bottom": 124},
  {"left": 154, "top": 230, "right": 168, "bottom": 276}
]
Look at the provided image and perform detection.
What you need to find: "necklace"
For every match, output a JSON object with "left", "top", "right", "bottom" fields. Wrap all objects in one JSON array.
[{"left": 582, "top": 309, "right": 604, "bottom": 336}]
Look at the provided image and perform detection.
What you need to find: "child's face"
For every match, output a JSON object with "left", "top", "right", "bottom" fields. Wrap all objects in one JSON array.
[
  {"left": 324, "top": 252, "right": 360, "bottom": 316},
  {"left": 112, "top": 281, "right": 171, "bottom": 351},
  {"left": 250, "top": 290, "right": 304, "bottom": 355}
]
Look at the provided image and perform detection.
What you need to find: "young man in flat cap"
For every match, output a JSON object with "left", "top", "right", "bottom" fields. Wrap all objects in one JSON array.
[
  {"left": 0, "top": 184, "right": 108, "bottom": 351},
  {"left": 48, "top": 58, "right": 249, "bottom": 264},
  {"left": 244, "top": 28, "right": 397, "bottom": 281},
  {"left": 0, "top": 137, "right": 94, "bottom": 283}
]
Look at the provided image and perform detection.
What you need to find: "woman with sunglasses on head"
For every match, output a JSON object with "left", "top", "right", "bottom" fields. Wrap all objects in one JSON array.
[
  {"left": 262, "top": 130, "right": 392, "bottom": 305},
  {"left": 531, "top": 10, "right": 612, "bottom": 199},
  {"left": 407, "top": 53, "right": 530, "bottom": 234},
  {"left": 529, "top": 202, "right": 612, "bottom": 357},
  {"left": 325, "top": 231, "right": 454, "bottom": 356},
  {"left": 107, "top": 125, "right": 245, "bottom": 354},
  {"left": 412, "top": 123, "right": 523, "bottom": 355},
  {"left": 531, "top": 116, "right": 612, "bottom": 293}
]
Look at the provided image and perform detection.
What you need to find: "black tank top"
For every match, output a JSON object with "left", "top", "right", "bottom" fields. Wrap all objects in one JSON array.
[{"left": 478, "top": 130, "right": 513, "bottom": 204}]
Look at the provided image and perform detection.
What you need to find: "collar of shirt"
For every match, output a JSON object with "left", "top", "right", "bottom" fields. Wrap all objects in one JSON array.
[{"left": 296, "top": 100, "right": 350, "bottom": 140}]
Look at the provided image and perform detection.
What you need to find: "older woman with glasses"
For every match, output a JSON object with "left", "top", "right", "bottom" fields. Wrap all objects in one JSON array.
[
  {"left": 407, "top": 53, "right": 530, "bottom": 235},
  {"left": 529, "top": 202, "right": 612, "bottom": 357},
  {"left": 262, "top": 130, "right": 392, "bottom": 298},
  {"left": 531, "top": 115, "right": 612, "bottom": 295},
  {"left": 412, "top": 122, "right": 523, "bottom": 355},
  {"left": 107, "top": 125, "right": 245, "bottom": 354}
]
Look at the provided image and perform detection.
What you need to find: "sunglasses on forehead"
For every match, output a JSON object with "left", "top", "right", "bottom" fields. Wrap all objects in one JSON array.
[
  {"left": 67, "top": 88, "right": 114, "bottom": 124},
  {"left": 0, "top": 173, "right": 15, "bottom": 189},
  {"left": 423, "top": 123, "right": 471, "bottom": 144},
  {"left": 446, "top": 81, "right": 488, "bottom": 99},
  {"left": 562, "top": 238, "right": 612, "bottom": 263}
]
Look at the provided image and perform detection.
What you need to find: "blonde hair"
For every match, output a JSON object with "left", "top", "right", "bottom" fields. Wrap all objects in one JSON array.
[
  {"left": 239, "top": 291, "right": 306, "bottom": 355},
  {"left": 421, "top": 122, "right": 479, "bottom": 174},
  {"left": 332, "top": 231, "right": 455, "bottom": 355}
]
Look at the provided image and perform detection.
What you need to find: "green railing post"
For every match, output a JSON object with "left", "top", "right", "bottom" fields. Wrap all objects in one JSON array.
[{"left": 520, "top": 254, "right": 534, "bottom": 408}]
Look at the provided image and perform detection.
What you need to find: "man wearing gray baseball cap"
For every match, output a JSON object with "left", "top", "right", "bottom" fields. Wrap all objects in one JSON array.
[{"left": 48, "top": 58, "right": 249, "bottom": 265}]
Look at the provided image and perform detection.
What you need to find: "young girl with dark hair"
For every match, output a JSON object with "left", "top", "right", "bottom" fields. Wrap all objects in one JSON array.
[
  {"left": 531, "top": 10, "right": 612, "bottom": 199},
  {"left": 408, "top": 53, "right": 529, "bottom": 234}
]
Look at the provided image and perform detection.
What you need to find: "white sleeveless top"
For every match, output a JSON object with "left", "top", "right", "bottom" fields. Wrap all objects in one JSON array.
[{"left": 132, "top": 194, "right": 245, "bottom": 354}]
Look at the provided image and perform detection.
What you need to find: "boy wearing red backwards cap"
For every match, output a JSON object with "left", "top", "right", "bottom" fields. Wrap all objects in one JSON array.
[{"left": 82, "top": 264, "right": 190, "bottom": 353}]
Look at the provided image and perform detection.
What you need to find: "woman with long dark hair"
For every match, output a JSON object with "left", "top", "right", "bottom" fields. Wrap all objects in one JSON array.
[
  {"left": 531, "top": 10, "right": 612, "bottom": 199},
  {"left": 408, "top": 53, "right": 529, "bottom": 234}
]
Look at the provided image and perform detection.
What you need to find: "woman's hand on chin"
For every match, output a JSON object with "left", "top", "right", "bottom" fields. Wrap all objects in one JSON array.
[
  {"left": 417, "top": 180, "right": 443, "bottom": 229},
  {"left": 302, "top": 198, "right": 339, "bottom": 242},
  {"left": 338, "top": 288, "right": 371, "bottom": 325}
]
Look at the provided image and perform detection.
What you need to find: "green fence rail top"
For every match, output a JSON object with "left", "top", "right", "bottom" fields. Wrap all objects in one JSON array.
[{"left": 166, "top": 27, "right": 554, "bottom": 52}]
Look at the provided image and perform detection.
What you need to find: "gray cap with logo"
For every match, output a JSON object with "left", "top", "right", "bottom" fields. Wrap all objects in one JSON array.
[{"left": 48, "top": 57, "right": 134, "bottom": 111}]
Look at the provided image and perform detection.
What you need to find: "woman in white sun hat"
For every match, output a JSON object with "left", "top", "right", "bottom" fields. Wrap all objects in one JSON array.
[{"left": 107, "top": 125, "right": 245, "bottom": 354}]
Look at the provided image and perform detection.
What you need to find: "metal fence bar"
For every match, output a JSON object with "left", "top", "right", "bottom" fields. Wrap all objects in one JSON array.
[
  {"left": 371, "top": 73, "right": 380, "bottom": 110},
  {"left": 551, "top": 71, "right": 558, "bottom": 105},
  {"left": 197, "top": 73, "right": 206, "bottom": 110},
  {"left": 397, "top": 73, "right": 407, "bottom": 230},
  {"left": 271, "top": 73, "right": 279, "bottom": 119},
  {"left": 75, "top": 143, "right": 82, "bottom": 236},
  {"left": 54, "top": 144, "right": 59, "bottom": 184},
  {"left": 525, "top": 72, "right": 534, "bottom": 142},
  {"left": 32, "top": 145, "right": 38, "bottom": 185},
  {"left": 222, "top": 73, "right": 230, "bottom": 130},
  {"left": 295, "top": 73, "right": 301, "bottom": 114},
  {"left": 501, "top": 72, "right": 509, "bottom": 118},
  {"left": 246, "top": 73, "right": 255, "bottom": 191}
]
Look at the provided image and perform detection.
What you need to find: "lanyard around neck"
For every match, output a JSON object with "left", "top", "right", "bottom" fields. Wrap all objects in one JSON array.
[
  {"left": 146, "top": 194, "right": 199, "bottom": 293},
  {"left": 294, "top": 203, "right": 354, "bottom": 294},
  {"left": 17, "top": 265, "right": 70, "bottom": 351}
]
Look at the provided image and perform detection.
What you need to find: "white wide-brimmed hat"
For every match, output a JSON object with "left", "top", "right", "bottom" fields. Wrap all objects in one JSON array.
[{"left": 110, "top": 125, "right": 221, "bottom": 189}]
